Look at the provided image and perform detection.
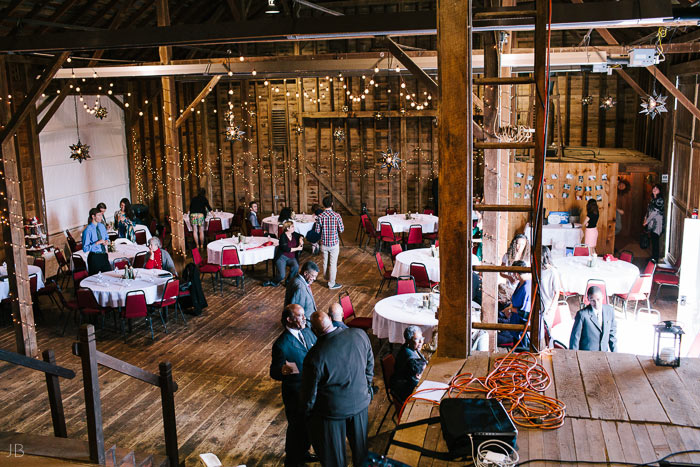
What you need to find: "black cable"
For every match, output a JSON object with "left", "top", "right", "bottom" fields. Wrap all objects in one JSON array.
[{"left": 517, "top": 449, "right": 700, "bottom": 467}]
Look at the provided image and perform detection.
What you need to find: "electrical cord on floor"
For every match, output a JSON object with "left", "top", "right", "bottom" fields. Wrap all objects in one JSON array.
[{"left": 516, "top": 449, "right": 700, "bottom": 466}]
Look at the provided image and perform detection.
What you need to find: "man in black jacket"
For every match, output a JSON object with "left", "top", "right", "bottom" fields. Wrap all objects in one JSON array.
[
  {"left": 270, "top": 304, "right": 319, "bottom": 466},
  {"left": 301, "top": 311, "right": 374, "bottom": 466}
]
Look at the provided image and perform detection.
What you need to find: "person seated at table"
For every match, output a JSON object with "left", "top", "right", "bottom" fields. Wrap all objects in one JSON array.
[
  {"left": 499, "top": 234, "right": 530, "bottom": 307},
  {"left": 190, "top": 188, "right": 212, "bottom": 250},
  {"left": 390, "top": 325, "right": 428, "bottom": 404},
  {"left": 115, "top": 198, "right": 136, "bottom": 243},
  {"left": 497, "top": 260, "right": 532, "bottom": 348},
  {"left": 248, "top": 200, "right": 261, "bottom": 230},
  {"left": 144, "top": 237, "right": 177, "bottom": 276},
  {"left": 264, "top": 221, "right": 304, "bottom": 287},
  {"left": 540, "top": 246, "right": 562, "bottom": 328},
  {"left": 96, "top": 202, "right": 108, "bottom": 229},
  {"left": 305, "top": 204, "right": 323, "bottom": 255},
  {"left": 82, "top": 208, "right": 111, "bottom": 275},
  {"left": 278, "top": 206, "right": 293, "bottom": 224},
  {"left": 569, "top": 286, "right": 617, "bottom": 352},
  {"left": 328, "top": 303, "right": 348, "bottom": 329}
]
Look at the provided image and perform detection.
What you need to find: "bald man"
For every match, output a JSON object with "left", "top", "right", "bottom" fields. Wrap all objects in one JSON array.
[
  {"left": 328, "top": 303, "right": 348, "bottom": 329},
  {"left": 270, "top": 304, "right": 318, "bottom": 466},
  {"left": 301, "top": 311, "right": 374, "bottom": 466}
]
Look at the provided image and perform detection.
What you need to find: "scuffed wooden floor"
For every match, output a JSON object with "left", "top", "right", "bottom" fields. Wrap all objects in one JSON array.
[{"left": 0, "top": 237, "right": 398, "bottom": 466}]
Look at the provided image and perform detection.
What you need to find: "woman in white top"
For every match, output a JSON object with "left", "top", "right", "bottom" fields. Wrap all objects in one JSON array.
[{"left": 539, "top": 246, "right": 563, "bottom": 328}]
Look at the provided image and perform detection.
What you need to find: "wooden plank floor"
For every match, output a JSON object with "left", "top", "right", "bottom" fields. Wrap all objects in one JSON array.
[
  {"left": 388, "top": 352, "right": 700, "bottom": 466},
  {"left": 0, "top": 231, "right": 399, "bottom": 467}
]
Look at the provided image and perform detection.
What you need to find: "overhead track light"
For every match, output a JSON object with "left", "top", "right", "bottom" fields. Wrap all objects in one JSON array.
[{"left": 265, "top": 0, "right": 280, "bottom": 14}]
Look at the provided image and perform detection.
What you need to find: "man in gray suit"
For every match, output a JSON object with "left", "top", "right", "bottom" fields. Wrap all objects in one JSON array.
[
  {"left": 569, "top": 286, "right": 617, "bottom": 351},
  {"left": 285, "top": 261, "right": 319, "bottom": 320}
]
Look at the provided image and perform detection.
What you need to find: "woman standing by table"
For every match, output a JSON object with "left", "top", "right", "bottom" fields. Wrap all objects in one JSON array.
[
  {"left": 190, "top": 188, "right": 212, "bottom": 250},
  {"left": 584, "top": 199, "right": 599, "bottom": 252},
  {"left": 114, "top": 198, "right": 136, "bottom": 243},
  {"left": 644, "top": 183, "right": 665, "bottom": 261}
]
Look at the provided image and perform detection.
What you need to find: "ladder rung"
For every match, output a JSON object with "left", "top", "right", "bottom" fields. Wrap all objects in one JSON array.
[
  {"left": 472, "top": 322, "right": 528, "bottom": 332},
  {"left": 474, "top": 77, "right": 535, "bottom": 86},
  {"left": 474, "top": 142, "right": 535, "bottom": 150},
  {"left": 474, "top": 204, "right": 533, "bottom": 213},
  {"left": 474, "top": 265, "right": 531, "bottom": 273},
  {"left": 473, "top": 9, "right": 537, "bottom": 20}
]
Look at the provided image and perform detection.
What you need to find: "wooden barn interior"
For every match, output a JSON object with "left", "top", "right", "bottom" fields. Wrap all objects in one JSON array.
[{"left": 1, "top": 0, "right": 700, "bottom": 465}]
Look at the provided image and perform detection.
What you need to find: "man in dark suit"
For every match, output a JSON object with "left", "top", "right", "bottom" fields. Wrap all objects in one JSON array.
[
  {"left": 285, "top": 261, "right": 319, "bottom": 320},
  {"left": 301, "top": 311, "right": 374, "bottom": 466},
  {"left": 328, "top": 303, "right": 348, "bottom": 329},
  {"left": 569, "top": 286, "right": 617, "bottom": 351},
  {"left": 270, "top": 304, "right": 319, "bottom": 466}
]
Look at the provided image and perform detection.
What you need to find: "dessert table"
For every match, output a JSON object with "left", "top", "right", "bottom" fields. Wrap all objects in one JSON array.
[
  {"left": 73, "top": 243, "right": 150, "bottom": 270},
  {"left": 206, "top": 236, "right": 279, "bottom": 266},
  {"left": 376, "top": 213, "right": 438, "bottom": 234},
  {"left": 0, "top": 264, "right": 45, "bottom": 300},
  {"left": 184, "top": 211, "right": 234, "bottom": 231},
  {"left": 262, "top": 214, "right": 316, "bottom": 237},
  {"left": 391, "top": 248, "right": 440, "bottom": 281},
  {"left": 81, "top": 268, "right": 172, "bottom": 308},
  {"left": 552, "top": 255, "right": 639, "bottom": 296},
  {"left": 524, "top": 223, "right": 583, "bottom": 251}
]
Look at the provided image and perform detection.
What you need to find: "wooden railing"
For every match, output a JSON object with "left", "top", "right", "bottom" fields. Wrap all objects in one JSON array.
[
  {"left": 0, "top": 348, "right": 75, "bottom": 438},
  {"left": 72, "top": 324, "right": 179, "bottom": 466}
]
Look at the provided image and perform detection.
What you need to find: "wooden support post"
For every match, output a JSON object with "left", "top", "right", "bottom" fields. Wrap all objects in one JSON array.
[
  {"left": 296, "top": 80, "right": 308, "bottom": 211},
  {"left": 436, "top": 0, "right": 470, "bottom": 358},
  {"left": 77, "top": 325, "right": 105, "bottom": 465},
  {"left": 581, "top": 72, "right": 589, "bottom": 146},
  {"left": 399, "top": 116, "right": 408, "bottom": 212},
  {"left": 158, "top": 0, "right": 185, "bottom": 258},
  {"left": 215, "top": 86, "right": 228, "bottom": 210},
  {"left": 267, "top": 84, "right": 278, "bottom": 213},
  {"left": 158, "top": 362, "right": 179, "bottom": 467},
  {"left": 254, "top": 82, "right": 265, "bottom": 207},
  {"left": 42, "top": 349, "right": 68, "bottom": 438}
]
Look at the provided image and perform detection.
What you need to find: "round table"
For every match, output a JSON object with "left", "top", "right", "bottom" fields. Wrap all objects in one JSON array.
[
  {"left": 391, "top": 248, "right": 440, "bottom": 281},
  {"left": 206, "top": 236, "right": 278, "bottom": 266},
  {"left": 373, "top": 293, "right": 440, "bottom": 344},
  {"left": 525, "top": 224, "right": 583, "bottom": 251},
  {"left": 376, "top": 213, "right": 438, "bottom": 233},
  {"left": 81, "top": 268, "right": 172, "bottom": 308},
  {"left": 184, "top": 211, "right": 234, "bottom": 231},
  {"left": 108, "top": 224, "right": 152, "bottom": 242},
  {"left": 262, "top": 214, "right": 316, "bottom": 237},
  {"left": 553, "top": 256, "right": 640, "bottom": 295},
  {"left": 73, "top": 243, "right": 150, "bottom": 270},
  {"left": 0, "top": 264, "right": 45, "bottom": 300}
]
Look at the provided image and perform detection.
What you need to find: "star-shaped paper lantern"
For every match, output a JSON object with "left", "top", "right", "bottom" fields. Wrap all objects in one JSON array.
[
  {"left": 341, "top": 105, "right": 349, "bottom": 113},
  {"left": 69, "top": 140, "right": 91, "bottom": 163},
  {"left": 333, "top": 128, "right": 345, "bottom": 142},
  {"left": 374, "top": 111, "right": 384, "bottom": 120},
  {"left": 94, "top": 105, "right": 108, "bottom": 120},
  {"left": 639, "top": 91, "right": 668, "bottom": 119},
  {"left": 294, "top": 126, "right": 304, "bottom": 134},
  {"left": 581, "top": 96, "right": 593, "bottom": 106},
  {"left": 224, "top": 124, "right": 245, "bottom": 142},
  {"left": 600, "top": 95, "right": 616, "bottom": 110},
  {"left": 379, "top": 148, "right": 402, "bottom": 174}
]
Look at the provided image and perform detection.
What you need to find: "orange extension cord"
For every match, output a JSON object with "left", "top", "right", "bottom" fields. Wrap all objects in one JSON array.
[{"left": 397, "top": 0, "right": 566, "bottom": 431}]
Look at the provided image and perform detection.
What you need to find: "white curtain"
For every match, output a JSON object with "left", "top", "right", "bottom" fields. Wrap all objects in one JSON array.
[{"left": 38, "top": 95, "right": 130, "bottom": 235}]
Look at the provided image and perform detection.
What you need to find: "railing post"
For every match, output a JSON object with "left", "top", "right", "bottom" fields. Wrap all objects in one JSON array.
[
  {"left": 78, "top": 324, "right": 105, "bottom": 464},
  {"left": 159, "top": 361, "right": 179, "bottom": 467},
  {"left": 42, "top": 349, "right": 67, "bottom": 438}
]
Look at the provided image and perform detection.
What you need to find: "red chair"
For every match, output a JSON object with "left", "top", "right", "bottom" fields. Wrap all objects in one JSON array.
[
  {"left": 643, "top": 259, "right": 657, "bottom": 275},
  {"left": 73, "top": 270, "right": 88, "bottom": 288},
  {"left": 423, "top": 209, "right": 434, "bottom": 215},
  {"left": 134, "top": 229, "right": 148, "bottom": 245},
  {"left": 54, "top": 249, "right": 71, "bottom": 288},
  {"left": 653, "top": 269, "right": 680, "bottom": 303},
  {"left": 72, "top": 253, "right": 87, "bottom": 272},
  {"left": 385, "top": 207, "right": 397, "bottom": 215},
  {"left": 397, "top": 275, "right": 416, "bottom": 295},
  {"left": 375, "top": 252, "right": 396, "bottom": 297},
  {"left": 123, "top": 290, "right": 156, "bottom": 341},
  {"left": 362, "top": 216, "right": 380, "bottom": 250},
  {"left": 613, "top": 272, "right": 657, "bottom": 320},
  {"left": 65, "top": 230, "right": 82, "bottom": 253},
  {"left": 149, "top": 219, "right": 158, "bottom": 235},
  {"left": 573, "top": 245, "right": 590, "bottom": 257},
  {"left": 339, "top": 291, "right": 372, "bottom": 330},
  {"left": 375, "top": 354, "right": 403, "bottom": 436},
  {"left": 55, "top": 288, "right": 79, "bottom": 336},
  {"left": 582, "top": 279, "right": 608, "bottom": 306},
  {"left": 113, "top": 257, "right": 129, "bottom": 270},
  {"left": 410, "top": 262, "right": 438, "bottom": 290},
  {"left": 33, "top": 257, "right": 46, "bottom": 277},
  {"left": 132, "top": 251, "right": 148, "bottom": 269},
  {"left": 216, "top": 233, "right": 227, "bottom": 240},
  {"left": 406, "top": 225, "right": 424, "bottom": 249},
  {"left": 355, "top": 214, "right": 368, "bottom": 245},
  {"left": 618, "top": 250, "right": 634, "bottom": 263},
  {"left": 390, "top": 244, "right": 403, "bottom": 266},
  {"left": 657, "top": 256, "right": 681, "bottom": 274},
  {"left": 379, "top": 222, "right": 401, "bottom": 252},
  {"left": 150, "top": 278, "right": 185, "bottom": 331},
  {"left": 192, "top": 248, "right": 220, "bottom": 289},
  {"left": 251, "top": 228, "right": 265, "bottom": 237},
  {"left": 207, "top": 218, "right": 224, "bottom": 241},
  {"left": 76, "top": 287, "right": 107, "bottom": 328},
  {"left": 220, "top": 246, "right": 244, "bottom": 293},
  {"left": 160, "top": 222, "right": 170, "bottom": 249}
]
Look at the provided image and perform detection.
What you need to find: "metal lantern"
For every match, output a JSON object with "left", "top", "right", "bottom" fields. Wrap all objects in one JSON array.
[{"left": 653, "top": 321, "right": 683, "bottom": 367}]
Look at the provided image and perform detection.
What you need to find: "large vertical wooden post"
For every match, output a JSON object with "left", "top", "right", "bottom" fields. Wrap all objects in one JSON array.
[
  {"left": 159, "top": 362, "right": 179, "bottom": 467},
  {"left": 241, "top": 80, "right": 255, "bottom": 204},
  {"left": 78, "top": 325, "right": 105, "bottom": 464},
  {"left": 157, "top": 0, "right": 185, "bottom": 258},
  {"left": 42, "top": 349, "right": 68, "bottom": 438},
  {"left": 296, "top": 80, "right": 308, "bottom": 212},
  {"left": 436, "top": 0, "right": 471, "bottom": 358}
]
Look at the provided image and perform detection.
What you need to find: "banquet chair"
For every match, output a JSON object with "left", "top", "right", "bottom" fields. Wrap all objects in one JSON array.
[
  {"left": 108, "top": 231, "right": 118, "bottom": 242},
  {"left": 132, "top": 251, "right": 148, "bottom": 269},
  {"left": 160, "top": 222, "right": 171, "bottom": 249},
  {"left": 653, "top": 268, "right": 680, "bottom": 303},
  {"left": 613, "top": 272, "right": 657, "bottom": 320},
  {"left": 385, "top": 207, "right": 397, "bottom": 215},
  {"left": 134, "top": 229, "right": 148, "bottom": 245},
  {"left": 618, "top": 250, "right": 634, "bottom": 263},
  {"left": 355, "top": 214, "right": 369, "bottom": 245},
  {"left": 207, "top": 218, "right": 224, "bottom": 242},
  {"left": 220, "top": 246, "right": 245, "bottom": 293},
  {"left": 73, "top": 270, "right": 88, "bottom": 289},
  {"left": 55, "top": 287, "right": 79, "bottom": 336},
  {"left": 362, "top": 216, "right": 380, "bottom": 250},
  {"left": 582, "top": 279, "right": 608, "bottom": 307},
  {"left": 33, "top": 257, "right": 46, "bottom": 277},
  {"left": 113, "top": 257, "right": 130, "bottom": 270},
  {"left": 113, "top": 238, "right": 133, "bottom": 246},
  {"left": 423, "top": 209, "right": 434, "bottom": 215},
  {"left": 339, "top": 291, "right": 371, "bottom": 330},
  {"left": 410, "top": 262, "right": 438, "bottom": 290},
  {"left": 657, "top": 256, "right": 680, "bottom": 274},
  {"left": 376, "top": 354, "right": 403, "bottom": 436},
  {"left": 72, "top": 253, "right": 87, "bottom": 272},
  {"left": 192, "top": 248, "right": 220, "bottom": 289},
  {"left": 390, "top": 244, "right": 403, "bottom": 266},
  {"left": 149, "top": 218, "right": 158, "bottom": 235},
  {"left": 397, "top": 275, "right": 417, "bottom": 295},
  {"left": 406, "top": 225, "right": 424, "bottom": 250},
  {"left": 215, "top": 234, "right": 227, "bottom": 240},
  {"left": 76, "top": 287, "right": 107, "bottom": 329},
  {"left": 643, "top": 259, "right": 657, "bottom": 275},
  {"left": 28, "top": 273, "right": 42, "bottom": 321},
  {"left": 150, "top": 279, "right": 182, "bottom": 332},
  {"left": 123, "top": 290, "right": 155, "bottom": 341},
  {"left": 374, "top": 252, "right": 396, "bottom": 298},
  {"left": 378, "top": 222, "right": 401, "bottom": 252},
  {"left": 65, "top": 230, "right": 82, "bottom": 253},
  {"left": 54, "top": 248, "right": 71, "bottom": 288},
  {"left": 573, "top": 245, "right": 590, "bottom": 257}
]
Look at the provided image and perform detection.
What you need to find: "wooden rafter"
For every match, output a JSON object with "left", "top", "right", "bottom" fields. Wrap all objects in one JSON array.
[
  {"left": 175, "top": 75, "right": 221, "bottom": 128},
  {"left": 384, "top": 37, "right": 438, "bottom": 95}
]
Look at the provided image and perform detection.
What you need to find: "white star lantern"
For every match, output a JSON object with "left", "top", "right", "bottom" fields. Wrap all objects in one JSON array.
[
  {"left": 639, "top": 91, "right": 668, "bottom": 119},
  {"left": 379, "top": 148, "right": 402, "bottom": 174}
]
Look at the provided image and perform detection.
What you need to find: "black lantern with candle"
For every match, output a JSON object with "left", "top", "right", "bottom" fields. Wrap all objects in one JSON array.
[{"left": 653, "top": 321, "right": 683, "bottom": 367}]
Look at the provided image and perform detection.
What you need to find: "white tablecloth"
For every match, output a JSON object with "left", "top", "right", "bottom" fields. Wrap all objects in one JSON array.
[
  {"left": 73, "top": 244, "right": 150, "bottom": 270},
  {"left": 376, "top": 214, "right": 439, "bottom": 234},
  {"left": 553, "top": 256, "right": 639, "bottom": 296},
  {"left": 262, "top": 214, "right": 316, "bottom": 237},
  {"left": 108, "top": 224, "right": 152, "bottom": 242},
  {"left": 81, "top": 269, "right": 172, "bottom": 308},
  {"left": 525, "top": 224, "right": 583, "bottom": 250},
  {"left": 184, "top": 211, "right": 234, "bottom": 231},
  {"left": 0, "top": 264, "right": 45, "bottom": 300},
  {"left": 391, "top": 248, "right": 440, "bottom": 281},
  {"left": 206, "top": 236, "right": 278, "bottom": 266},
  {"left": 373, "top": 293, "right": 440, "bottom": 343}
]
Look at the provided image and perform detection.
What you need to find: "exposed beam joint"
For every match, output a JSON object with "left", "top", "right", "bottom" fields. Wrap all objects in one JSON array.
[
  {"left": 647, "top": 64, "right": 700, "bottom": 121},
  {"left": 384, "top": 36, "right": 438, "bottom": 95}
]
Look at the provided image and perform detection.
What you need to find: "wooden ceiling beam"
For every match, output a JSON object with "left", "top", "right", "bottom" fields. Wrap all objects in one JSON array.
[
  {"left": 0, "top": 0, "right": 27, "bottom": 19},
  {"left": 175, "top": 75, "right": 221, "bottom": 128},
  {"left": 384, "top": 36, "right": 438, "bottom": 95}
]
